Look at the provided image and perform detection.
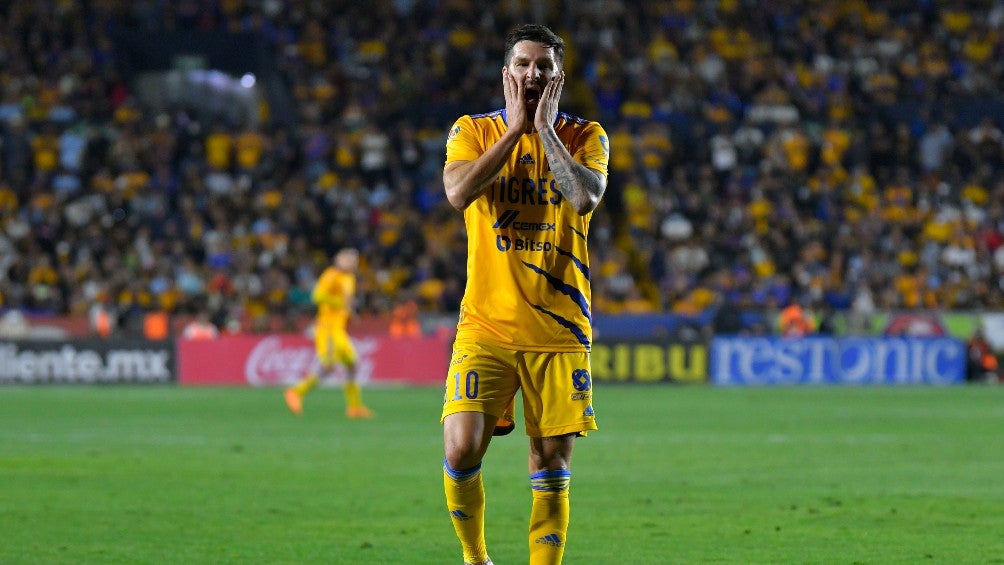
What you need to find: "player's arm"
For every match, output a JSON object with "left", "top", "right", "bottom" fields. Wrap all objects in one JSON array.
[
  {"left": 538, "top": 127, "right": 606, "bottom": 215},
  {"left": 443, "top": 128, "right": 521, "bottom": 211},
  {"left": 535, "top": 72, "right": 607, "bottom": 215},
  {"left": 444, "top": 67, "right": 533, "bottom": 211}
]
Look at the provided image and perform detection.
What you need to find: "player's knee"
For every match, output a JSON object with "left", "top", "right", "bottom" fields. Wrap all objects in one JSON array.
[
  {"left": 444, "top": 439, "right": 483, "bottom": 470},
  {"left": 443, "top": 412, "right": 494, "bottom": 469},
  {"left": 528, "top": 434, "right": 574, "bottom": 472}
]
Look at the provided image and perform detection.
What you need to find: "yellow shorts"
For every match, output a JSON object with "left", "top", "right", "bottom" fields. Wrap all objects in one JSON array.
[
  {"left": 314, "top": 324, "right": 357, "bottom": 367},
  {"left": 440, "top": 338, "right": 597, "bottom": 438}
]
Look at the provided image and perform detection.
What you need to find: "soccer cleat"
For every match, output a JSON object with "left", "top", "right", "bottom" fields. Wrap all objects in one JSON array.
[
  {"left": 346, "top": 405, "right": 374, "bottom": 419},
  {"left": 284, "top": 388, "right": 303, "bottom": 416},
  {"left": 464, "top": 559, "right": 493, "bottom": 565}
]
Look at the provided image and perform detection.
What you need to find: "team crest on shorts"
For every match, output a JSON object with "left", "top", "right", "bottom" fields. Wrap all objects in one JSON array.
[{"left": 571, "top": 368, "right": 591, "bottom": 391}]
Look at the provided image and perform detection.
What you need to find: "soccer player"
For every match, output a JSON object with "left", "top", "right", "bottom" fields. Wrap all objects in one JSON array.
[
  {"left": 440, "top": 24, "right": 609, "bottom": 565},
  {"left": 284, "top": 247, "right": 373, "bottom": 419}
]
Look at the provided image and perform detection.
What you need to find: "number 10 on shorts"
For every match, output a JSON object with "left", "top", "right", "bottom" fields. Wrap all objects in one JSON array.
[{"left": 451, "top": 370, "right": 479, "bottom": 400}]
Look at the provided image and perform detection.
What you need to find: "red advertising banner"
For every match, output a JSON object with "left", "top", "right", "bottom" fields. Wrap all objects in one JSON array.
[{"left": 178, "top": 334, "right": 450, "bottom": 386}]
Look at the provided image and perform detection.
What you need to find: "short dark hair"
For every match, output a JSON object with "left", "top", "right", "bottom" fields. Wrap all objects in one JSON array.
[{"left": 504, "top": 24, "right": 565, "bottom": 67}]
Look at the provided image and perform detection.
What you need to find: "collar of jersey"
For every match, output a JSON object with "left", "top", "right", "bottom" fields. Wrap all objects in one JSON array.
[{"left": 501, "top": 109, "right": 561, "bottom": 128}]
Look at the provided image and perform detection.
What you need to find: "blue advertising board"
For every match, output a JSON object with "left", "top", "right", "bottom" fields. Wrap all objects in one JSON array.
[{"left": 710, "top": 337, "right": 965, "bottom": 385}]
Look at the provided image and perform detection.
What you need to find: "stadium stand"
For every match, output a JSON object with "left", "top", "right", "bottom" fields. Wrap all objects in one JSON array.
[{"left": 0, "top": 1, "right": 1002, "bottom": 336}]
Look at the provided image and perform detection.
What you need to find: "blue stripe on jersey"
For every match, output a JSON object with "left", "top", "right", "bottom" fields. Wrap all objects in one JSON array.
[
  {"left": 569, "top": 226, "right": 586, "bottom": 241},
  {"left": 556, "top": 111, "right": 591, "bottom": 125},
  {"left": 521, "top": 261, "right": 591, "bottom": 323},
  {"left": 444, "top": 457, "right": 482, "bottom": 481},
  {"left": 555, "top": 246, "right": 589, "bottom": 280},
  {"left": 531, "top": 304, "right": 591, "bottom": 349},
  {"left": 469, "top": 109, "right": 504, "bottom": 119}
]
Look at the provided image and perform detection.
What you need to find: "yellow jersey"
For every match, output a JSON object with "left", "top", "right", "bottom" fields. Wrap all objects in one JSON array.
[
  {"left": 445, "top": 109, "right": 609, "bottom": 352},
  {"left": 313, "top": 266, "right": 354, "bottom": 329}
]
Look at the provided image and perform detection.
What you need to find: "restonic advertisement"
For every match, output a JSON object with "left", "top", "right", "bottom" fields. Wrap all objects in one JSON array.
[{"left": 710, "top": 336, "right": 965, "bottom": 385}]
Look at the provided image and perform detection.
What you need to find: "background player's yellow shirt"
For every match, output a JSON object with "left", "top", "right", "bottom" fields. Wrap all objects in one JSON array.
[
  {"left": 313, "top": 267, "right": 354, "bottom": 329},
  {"left": 446, "top": 110, "right": 610, "bottom": 352}
]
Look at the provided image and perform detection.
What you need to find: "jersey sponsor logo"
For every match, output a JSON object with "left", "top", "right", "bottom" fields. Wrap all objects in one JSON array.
[
  {"left": 570, "top": 391, "right": 591, "bottom": 401},
  {"left": 494, "top": 209, "right": 520, "bottom": 229},
  {"left": 493, "top": 210, "right": 555, "bottom": 232},
  {"left": 496, "top": 235, "right": 554, "bottom": 252},
  {"left": 514, "top": 221, "right": 555, "bottom": 231}
]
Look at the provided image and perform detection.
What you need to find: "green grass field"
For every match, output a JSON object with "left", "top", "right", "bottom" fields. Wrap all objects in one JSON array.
[{"left": 2, "top": 384, "right": 1003, "bottom": 564}]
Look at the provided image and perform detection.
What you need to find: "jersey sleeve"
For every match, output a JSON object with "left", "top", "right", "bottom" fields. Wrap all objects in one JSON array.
[
  {"left": 445, "top": 115, "right": 483, "bottom": 164},
  {"left": 573, "top": 122, "right": 610, "bottom": 178}
]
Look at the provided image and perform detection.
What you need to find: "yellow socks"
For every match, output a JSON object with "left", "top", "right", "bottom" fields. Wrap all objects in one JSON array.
[
  {"left": 528, "top": 470, "right": 571, "bottom": 565},
  {"left": 291, "top": 373, "right": 319, "bottom": 396},
  {"left": 344, "top": 380, "right": 362, "bottom": 408},
  {"left": 444, "top": 459, "right": 488, "bottom": 564}
]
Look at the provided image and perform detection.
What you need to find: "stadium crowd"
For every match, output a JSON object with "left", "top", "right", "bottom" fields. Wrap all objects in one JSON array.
[{"left": 1, "top": 0, "right": 1003, "bottom": 336}]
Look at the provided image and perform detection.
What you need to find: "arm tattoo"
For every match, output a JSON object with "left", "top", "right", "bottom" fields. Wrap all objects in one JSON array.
[{"left": 539, "top": 128, "right": 603, "bottom": 213}]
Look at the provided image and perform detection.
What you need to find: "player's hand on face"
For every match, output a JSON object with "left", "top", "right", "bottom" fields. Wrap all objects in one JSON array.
[
  {"left": 502, "top": 67, "right": 529, "bottom": 134},
  {"left": 534, "top": 71, "right": 563, "bottom": 133}
]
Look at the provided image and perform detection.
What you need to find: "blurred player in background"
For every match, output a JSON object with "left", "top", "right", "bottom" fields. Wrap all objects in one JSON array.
[
  {"left": 284, "top": 247, "right": 373, "bottom": 419},
  {"left": 440, "top": 23, "right": 609, "bottom": 565}
]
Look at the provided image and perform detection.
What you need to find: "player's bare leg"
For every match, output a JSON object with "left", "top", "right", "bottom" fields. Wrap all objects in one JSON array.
[{"left": 444, "top": 412, "right": 496, "bottom": 565}]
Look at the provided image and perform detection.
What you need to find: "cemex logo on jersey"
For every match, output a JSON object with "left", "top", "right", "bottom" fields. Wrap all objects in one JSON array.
[
  {"left": 494, "top": 209, "right": 520, "bottom": 229},
  {"left": 493, "top": 210, "right": 556, "bottom": 232}
]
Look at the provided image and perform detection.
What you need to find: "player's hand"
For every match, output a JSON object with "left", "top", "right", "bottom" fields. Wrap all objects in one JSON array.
[
  {"left": 502, "top": 66, "right": 530, "bottom": 134},
  {"left": 534, "top": 71, "right": 563, "bottom": 134}
]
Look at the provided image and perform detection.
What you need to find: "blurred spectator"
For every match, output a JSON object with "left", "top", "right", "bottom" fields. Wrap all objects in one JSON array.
[
  {"left": 0, "top": 309, "right": 30, "bottom": 339},
  {"left": 182, "top": 311, "right": 220, "bottom": 340},
  {"left": 778, "top": 302, "right": 816, "bottom": 337},
  {"left": 389, "top": 296, "right": 421, "bottom": 338},
  {"left": 966, "top": 327, "right": 1000, "bottom": 383}
]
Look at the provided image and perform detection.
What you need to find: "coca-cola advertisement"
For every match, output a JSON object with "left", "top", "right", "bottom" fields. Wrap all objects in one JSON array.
[{"left": 178, "top": 334, "right": 450, "bottom": 386}]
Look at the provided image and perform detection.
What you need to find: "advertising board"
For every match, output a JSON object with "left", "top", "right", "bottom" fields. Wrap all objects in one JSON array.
[{"left": 710, "top": 337, "right": 965, "bottom": 385}]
